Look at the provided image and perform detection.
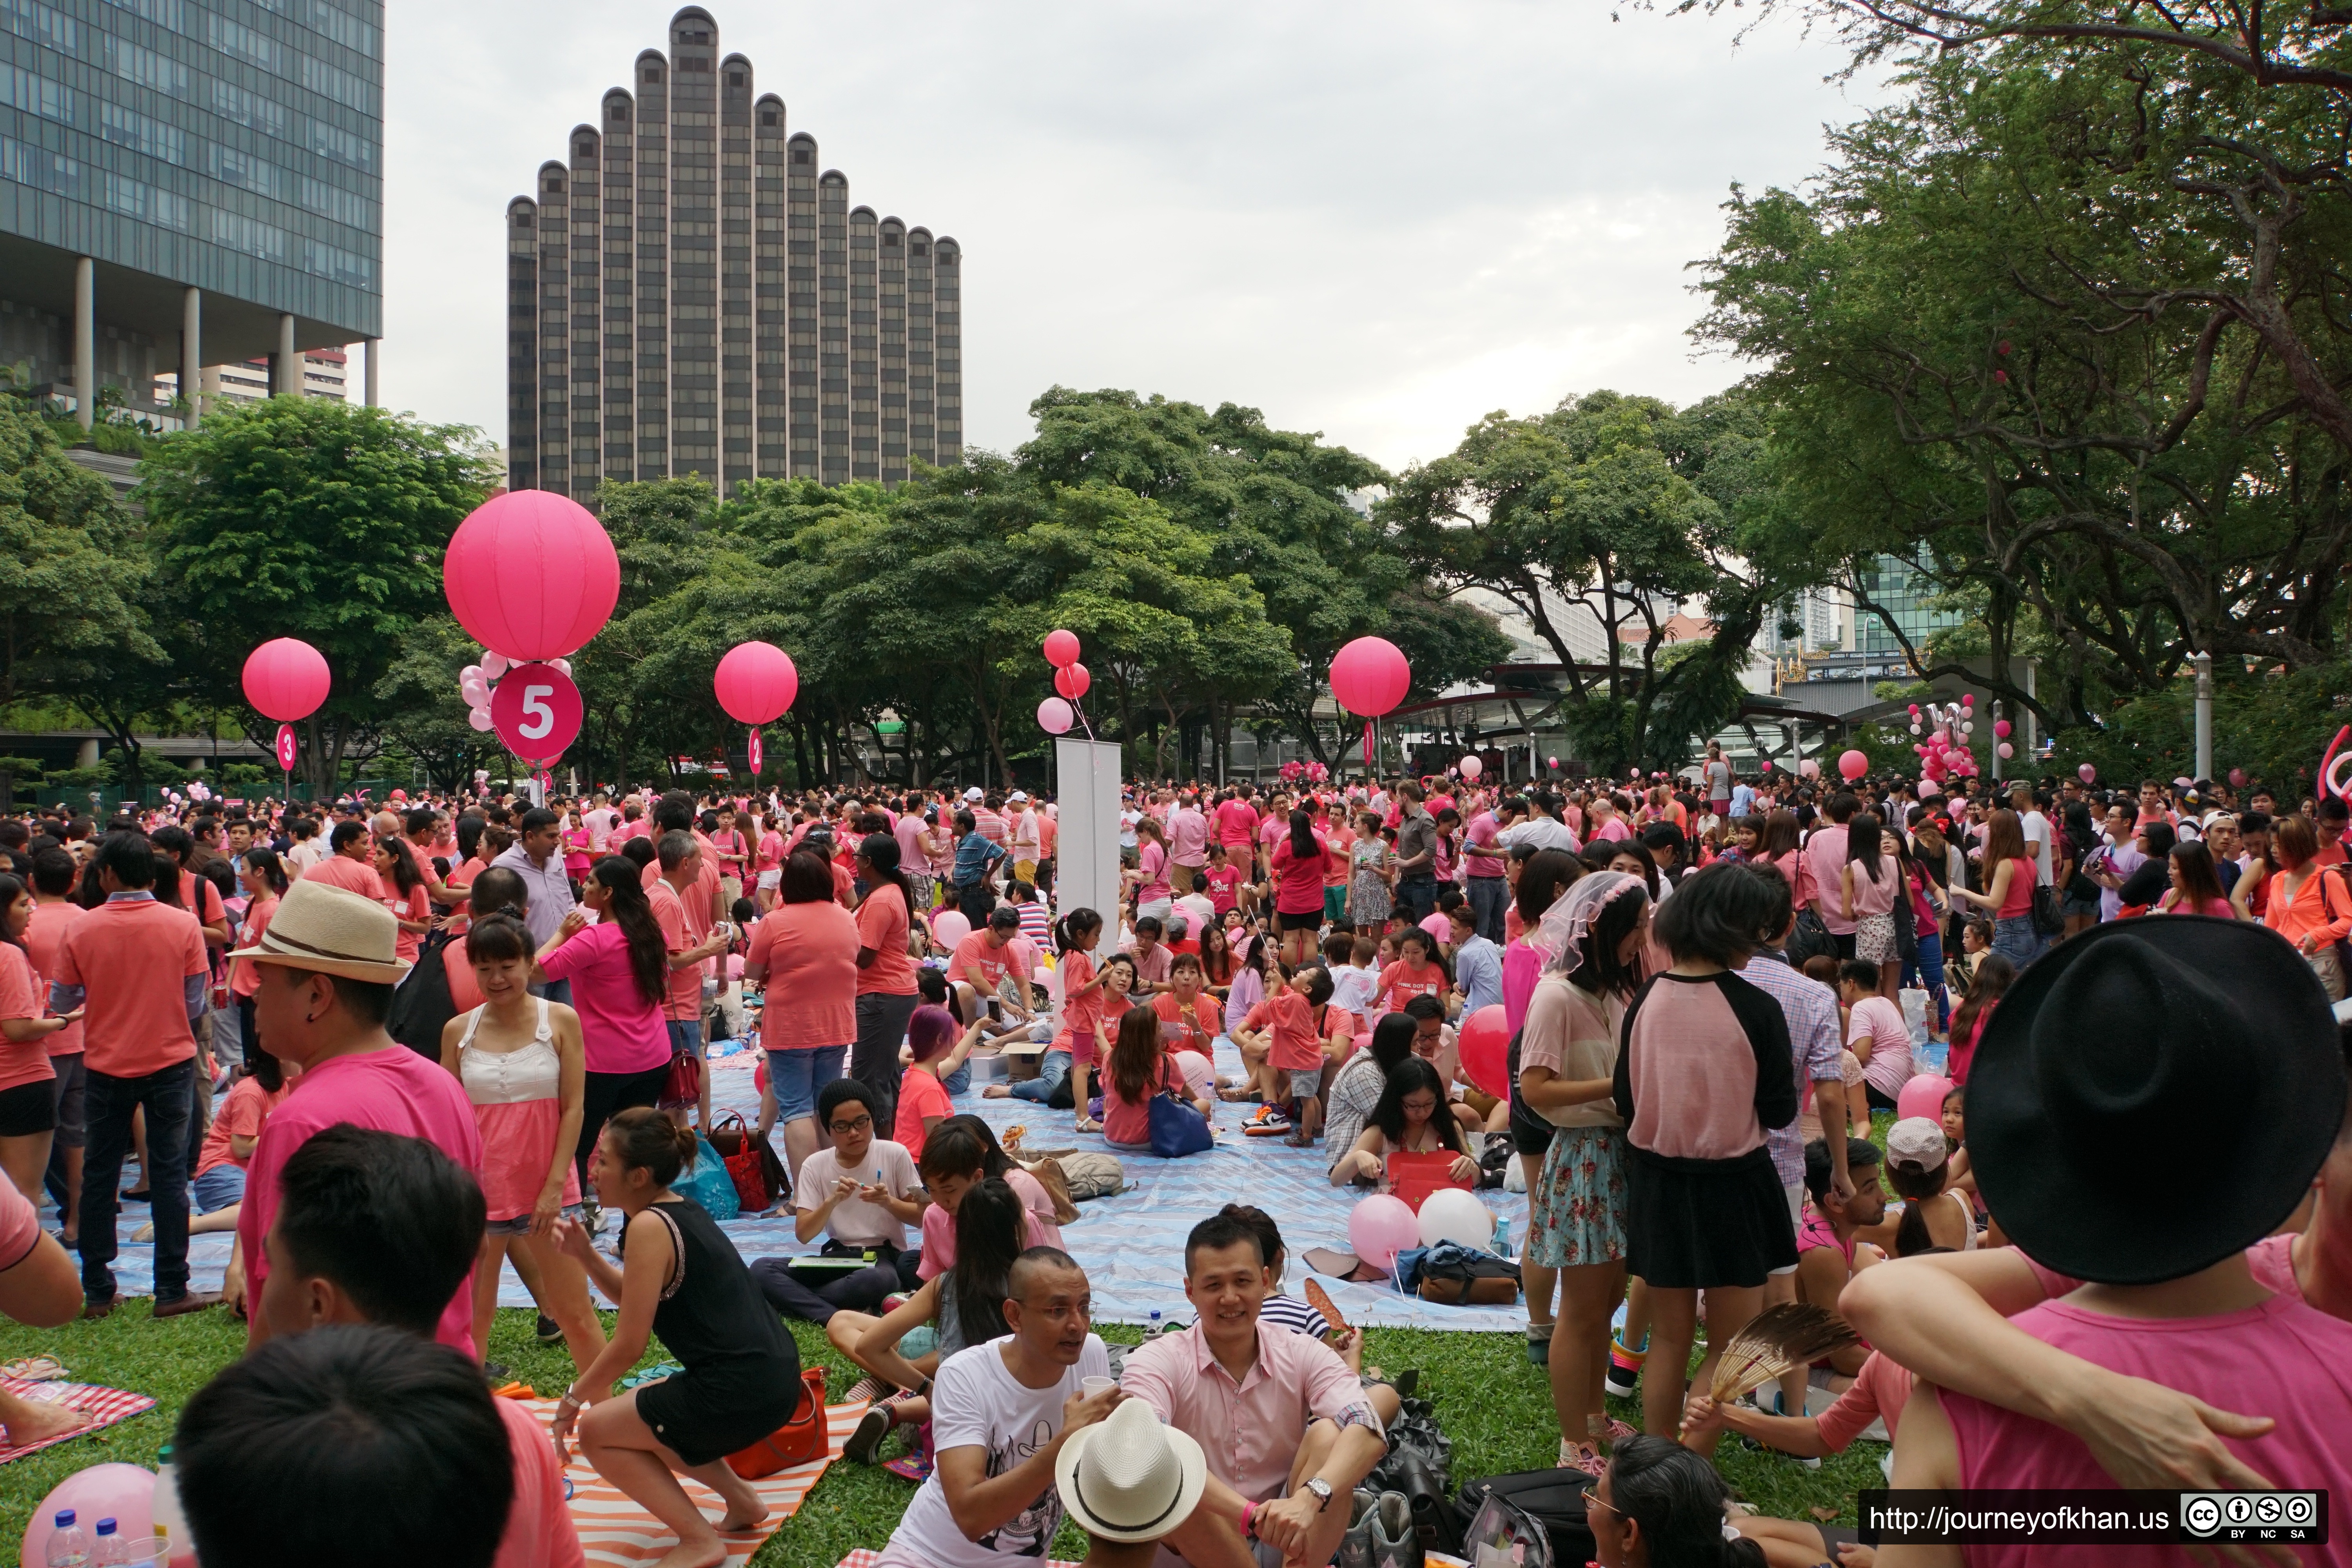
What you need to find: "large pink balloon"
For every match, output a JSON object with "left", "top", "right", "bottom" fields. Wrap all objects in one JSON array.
[
  {"left": 22, "top": 1464, "right": 157, "bottom": 1568},
  {"left": 1347, "top": 1194, "right": 1422, "bottom": 1275},
  {"left": 1038, "top": 697, "right": 1075, "bottom": 735},
  {"left": 1330, "top": 636, "right": 1410, "bottom": 717},
  {"left": 930, "top": 908, "right": 971, "bottom": 949},
  {"left": 1456, "top": 1004, "right": 1509, "bottom": 1099},
  {"left": 713, "top": 641, "right": 799, "bottom": 725},
  {"left": 443, "top": 490, "right": 621, "bottom": 661},
  {"left": 1043, "top": 629, "right": 1081, "bottom": 668},
  {"left": 241, "top": 637, "right": 330, "bottom": 721},
  {"left": 1897, "top": 1074, "right": 1954, "bottom": 1124},
  {"left": 1838, "top": 748, "right": 1869, "bottom": 781}
]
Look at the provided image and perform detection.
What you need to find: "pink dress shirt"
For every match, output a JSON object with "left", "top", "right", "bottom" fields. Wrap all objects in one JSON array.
[{"left": 1118, "top": 1320, "right": 1379, "bottom": 1503}]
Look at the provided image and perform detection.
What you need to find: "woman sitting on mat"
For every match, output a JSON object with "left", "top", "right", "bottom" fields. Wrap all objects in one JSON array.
[
  {"left": 1328, "top": 1056, "right": 1478, "bottom": 1188},
  {"left": 553, "top": 1109, "right": 802, "bottom": 1568}
]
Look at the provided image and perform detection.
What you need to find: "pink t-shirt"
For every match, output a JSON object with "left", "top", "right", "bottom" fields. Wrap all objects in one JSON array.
[
  {"left": 1847, "top": 994, "right": 1911, "bottom": 1100},
  {"left": 534, "top": 921, "right": 670, "bottom": 1075},
  {"left": 302, "top": 854, "right": 388, "bottom": 903},
  {"left": 1814, "top": 1349, "right": 1913, "bottom": 1451},
  {"left": 21, "top": 901, "right": 84, "bottom": 1056},
  {"left": 0, "top": 1172, "right": 38, "bottom": 1270},
  {"left": 915, "top": 1168, "right": 1061, "bottom": 1280},
  {"left": 238, "top": 1045, "right": 486, "bottom": 1355},
  {"left": 853, "top": 883, "right": 917, "bottom": 998},
  {"left": 646, "top": 880, "right": 708, "bottom": 1022},
  {"left": 1214, "top": 800, "right": 1259, "bottom": 849},
  {"left": 492, "top": 1397, "right": 586, "bottom": 1568},
  {"left": 1941, "top": 1292, "right": 2352, "bottom": 1568},
  {"left": 1169, "top": 807, "right": 1209, "bottom": 866},
  {"left": 53, "top": 897, "right": 208, "bottom": 1078},
  {"left": 1101, "top": 1055, "right": 1186, "bottom": 1146},
  {"left": 749, "top": 900, "right": 860, "bottom": 1048},
  {"left": 1804, "top": 824, "right": 1853, "bottom": 934},
  {"left": 1270, "top": 835, "right": 1332, "bottom": 916},
  {"left": 0, "top": 943, "right": 56, "bottom": 1094}
]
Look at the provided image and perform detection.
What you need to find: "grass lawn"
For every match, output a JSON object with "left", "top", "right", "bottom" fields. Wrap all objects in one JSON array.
[{"left": 0, "top": 1304, "right": 1879, "bottom": 1567}]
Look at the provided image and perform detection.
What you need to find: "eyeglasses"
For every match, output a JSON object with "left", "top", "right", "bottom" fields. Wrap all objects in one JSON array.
[
  {"left": 1586, "top": 1491, "right": 1622, "bottom": 1526},
  {"left": 828, "top": 1115, "right": 873, "bottom": 1134}
]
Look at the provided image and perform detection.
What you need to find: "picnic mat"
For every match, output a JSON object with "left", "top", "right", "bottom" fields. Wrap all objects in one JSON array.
[
  {"left": 105, "top": 1033, "right": 1532, "bottom": 1330},
  {"left": 0, "top": 1376, "right": 157, "bottom": 1463},
  {"left": 552, "top": 1394, "right": 866, "bottom": 1567},
  {"left": 840, "top": 1553, "right": 1074, "bottom": 1568}
]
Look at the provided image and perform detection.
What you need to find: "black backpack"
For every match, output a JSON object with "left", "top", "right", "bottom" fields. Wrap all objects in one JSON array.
[
  {"left": 1453, "top": 1470, "right": 1596, "bottom": 1567},
  {"left": 386, "top": 929, "right": 459, "bottom": 1061}
]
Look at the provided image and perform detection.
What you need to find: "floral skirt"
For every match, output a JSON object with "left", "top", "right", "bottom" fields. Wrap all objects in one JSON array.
[
  {"left": 1527, "top": 1125, "right": 1627, "bottom": 1269},
  {"left": 1348, "top": 873, "right": 1391, "bottom": 926},
  {"left": 1854, "top": 912, "right": 1897, "bottom": 965}
]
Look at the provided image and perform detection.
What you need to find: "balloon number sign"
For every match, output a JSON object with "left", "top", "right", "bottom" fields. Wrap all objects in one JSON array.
[
  {"left": 714, "top": 641, "right": 800, "bottom": 780},
  {"left": 1907, "top": 695, "right": 1981, "bottom": 787},
  {"left": 1330, "top": 636, "right": 1410, "bottom": 770},
  {"left": 241, "top": 636, "right": 330, "bottom": 787},
  {"left": 443, "top": 490, "right": 621, "bottom": 780},
  {"left": 489, "top": 663, "right": 584, "bottom": 767}
]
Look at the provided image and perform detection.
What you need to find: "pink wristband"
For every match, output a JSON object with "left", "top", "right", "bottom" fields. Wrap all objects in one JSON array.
[{"left": 1240, "top": 1501, "right": 1256, "bottom": 1540}]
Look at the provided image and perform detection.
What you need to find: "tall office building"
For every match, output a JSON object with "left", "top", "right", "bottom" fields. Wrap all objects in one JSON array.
[
  {"left": 506, "top": 7, "right": 961, "bottom": 501},
  {"left": 0, "top": 0, "right": 383, "bottom": 423},
  {"left": 1855, "top": 553, "right": 1963, "bottom": 661}
]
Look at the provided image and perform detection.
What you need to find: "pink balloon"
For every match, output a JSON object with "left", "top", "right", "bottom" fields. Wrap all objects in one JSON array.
[
  {"left": 2079, "top": 764, "right": 2098, "bottom": 784},
  {"left": 1547, "top": 755, "right": 1560, "bottom": 769},
  {"left": 1457, "top": 1004, "right": 1509, "bottom": 1098},
  {"left": 1054, "top": 662, "right": 1091, "bottom": 701},
  {"left": 480, "top": 650, "right": 510, "bottom": 679},
  {"left": 1998, "top": 743, "right": 2014, "bottom": 759},
  {"left": 1038, "top": 697, "right": 1074, "bottom": 735},
  {"left": 1459, "top": 755, "right": 1483, "bottom": 779},
  {"left": 1043, "top": 629, "right": 1081, "bottom": 668},
  {"left": 23, "top": 1464, "right": 158, "bottom": 1568},
  {"left": 241, "top": 637, "right": 331, "bottom": 721},
  {"left": 1329, "top": 636, "right": 1411, "bottom": 718},
  {"left": 443, "top": 490, "right": 621, "bottom": 661},
  {"left": 1838, "top": 748, "right": 1869, "bottom": 781},
  {"left": 2229, "top": 767, "right": 2248, "bottom": 788},
  {"left": 930, "top": 908, "right": 971, "bottom": 949},
  {"left": 1799, "top": 758, "right": 1820, "bottom": 779},
  {"left": 1347, "top": 1194, "right": 1423, "bottom": 1275},
  {"left": 1760, "top": 759, "right": 1771, "bottom": 771},
  {"left": 1962, "top": 693, "right": 1974, "bottom": 706},
  {"left": 1992, "top": 719, "right": 2012, "bottom": 738},
  {"left": 468, "top": 706, "right": 495, "bottom": 731},
  {"left": 713, "top": 641, "right": 800, "bottom": 725},
  {"left": 1897, "top": 1074, "right": 1955, "bottom": 1124}
]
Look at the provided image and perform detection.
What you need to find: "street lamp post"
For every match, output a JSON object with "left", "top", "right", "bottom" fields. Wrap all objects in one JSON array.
[{"left": 2192, "top": 652, "right": 2214, "bottom": 782}]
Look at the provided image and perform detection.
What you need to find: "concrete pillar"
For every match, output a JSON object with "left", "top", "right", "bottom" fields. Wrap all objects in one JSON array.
[
  {"left": 76, "top": 739, "right": 100, "bottom": 769},
  {"left": 363, "top": 338, "right": 379, "bottom": 407},
  {"left": 180, "top": 287, "right": 201, "bottom": 422},
  {"left": 73, "top": 256, "right": 94, "bottom": 431},
  {"left": 274, "top": 313, "right": 297, "bottom": 396}
]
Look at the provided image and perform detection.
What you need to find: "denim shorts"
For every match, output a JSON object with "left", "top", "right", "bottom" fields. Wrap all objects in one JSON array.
[
  {"left": 768, "top": 1044, "right": 846, "bottom": 1123},
  {"left": 192, "top": 1164, "right": 246, "bottom": 1215},
  {"left": 485, "top": 1201, "right": 587, "bottom": 1237},
  {"left": 668, "top": 1018, "right": 705, "bottom": 1056}
]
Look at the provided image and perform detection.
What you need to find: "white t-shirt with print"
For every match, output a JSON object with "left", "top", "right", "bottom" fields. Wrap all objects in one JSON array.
[
  {"left": 793, "top": 1141, "right": 922, "bottom": 1249},
  {"left": 881, "top": 1334, "right": 1112, "bottom": 1568}
]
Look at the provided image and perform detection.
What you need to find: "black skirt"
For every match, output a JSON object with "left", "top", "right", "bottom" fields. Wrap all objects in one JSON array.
[
  {"left": 634, "top": 1340, "right": 802, "bottom": 1469},
  {"left": 1622, "top": 1144, "right": 1796, "bottom": 1289}
]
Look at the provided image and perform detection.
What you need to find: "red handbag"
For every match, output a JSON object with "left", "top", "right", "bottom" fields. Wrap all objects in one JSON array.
[
  {"left": 724, "top": 1366, "right": 831, "bottom": 1478},
  {"left": 658, "top": 1048, "right": 704, "bottom": 1111},
  {"left": 708, "top": 1112, "right": 778, "bottom": 1212}
]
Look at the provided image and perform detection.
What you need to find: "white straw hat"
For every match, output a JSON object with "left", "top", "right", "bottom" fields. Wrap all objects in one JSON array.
[
  {"left": 228, "top": 878, "right": 412, "bottom": 984},
  {"left": 1054, "top": 1397, "right": 1208, "bottom": 1545}
]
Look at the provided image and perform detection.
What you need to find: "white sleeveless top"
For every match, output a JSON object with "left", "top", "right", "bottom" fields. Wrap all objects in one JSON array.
[{"left": 457, "top": 998, "right": 561, "bottom": 1107}]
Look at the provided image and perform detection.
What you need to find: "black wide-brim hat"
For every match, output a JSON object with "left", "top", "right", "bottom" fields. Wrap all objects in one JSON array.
[{"left": 1969, "top": 916, "right": 2346, "bottom": 1286}]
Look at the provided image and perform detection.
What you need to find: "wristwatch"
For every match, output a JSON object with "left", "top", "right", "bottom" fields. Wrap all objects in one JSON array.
[{"left": 1301, "top": 1478, "right": 1335, "bottom": 1512}]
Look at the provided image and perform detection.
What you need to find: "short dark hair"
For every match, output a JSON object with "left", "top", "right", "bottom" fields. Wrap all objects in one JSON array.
[
  {"left": 276, "top": 1127, "right": 485, "bottom": 1335},
  {"left": 329, "top": 819, "right": 371, "bottom": 854},
  {"left": 1183, "top": 1211, "right": 1266, "bottom": 1273},
  {"left": 782, "top": 849, "right": 834, "bottom": 904},
  {"left": 656, "top": 829, "right": 698, "bottom": 872},
  {"left": 1806, "top": 1136, "right": 1881, "bottom": 1204},
  {"left": 1008, "top": 1245, "right": 1085, "bottom": 1303},
  {"left": 467, "top": 865, "right": 528, "bottom": 921},
  {"left": 1218, "top": 1203, "right": 1285, "bottom": 1269},
  {"left": 174, "top": 1323, "right": 514, "bottom": 1568},
  {"left": 1651, "top": 860, "right": 1778, "bottom": 966},
  {"left": 816, "top": 1078, "right": 875, "bottom": 1127},
  {"left": 29, "top": 845, "right": 75, "bottom": 897},
  {"left": 1838, "top": 958, "right": 1881, "bottom": 989},
  {"left": 517, "top": 807, "right": 560, "bottom": 835},
  {"left": 94, "top": 830, "right": 156, "bottom": 889},
  {"left": 987, "top": 906, "right": 1020, "bottom": 931},
  {"left": 1134, "top": 915, "right": 1162, "bottom": 938},
  {"left": 1401, "top": 993, "right": 1445, "bottom": 1023}
]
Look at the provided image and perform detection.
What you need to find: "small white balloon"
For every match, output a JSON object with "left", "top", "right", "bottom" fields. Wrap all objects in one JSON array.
[
  {"left": 549, "top": 657, "right": 573, "bottom": 677},
  {"left": 468, "top": 706, "right": 494, "bottom": 732},
  {"left": 481, "top": 651, "right": 510, "bottom": 679},
  {"left": 1961, "top": 721, "right": 1974, "bottom": 735}
]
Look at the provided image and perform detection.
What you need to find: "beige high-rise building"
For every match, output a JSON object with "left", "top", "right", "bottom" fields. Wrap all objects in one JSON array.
[{"left": 505, "top": 7, "right": 961, "bottom": 502}]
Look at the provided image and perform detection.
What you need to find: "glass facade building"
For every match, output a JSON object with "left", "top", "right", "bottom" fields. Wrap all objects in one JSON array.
[
  {"left": 0, "top": 0, "right": 382, "bottom": 416},
  {"left": 1855, "top": 553, "right": 1964, "bottom": 661},
  {"left": 507, "top": 7, "right": 961, "bottom": 501}
]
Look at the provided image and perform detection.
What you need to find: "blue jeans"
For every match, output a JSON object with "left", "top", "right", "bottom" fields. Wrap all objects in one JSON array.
[
  {"left": 80, "top": 1057, "right": 196, "bottom": 1304},
  {"left": 941, "top": 1058, "right": 971, "bottom": 1096},
  {"left": 192, "top": 1164, "right": 246, "bottom": 1215},
  {"left": 1394, "top": 874, "right": 1438, "bottom": 925},
  {"left": 1991, "top": 914, "right": 2043, "bottom": 969},
  {"left": 1466, "top": 877, "right": 1510, "bottom": 944},
  {"left": 1903, "top": 927, "right": 1950, "bottom": 1031},
  {"left": 1004, "top": 1049, "right": 1072, "bottom": 1103}
]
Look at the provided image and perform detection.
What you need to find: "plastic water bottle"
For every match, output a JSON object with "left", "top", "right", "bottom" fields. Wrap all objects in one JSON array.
[
  {"left": 46, "top": 1510, "right": 89, "bottom": 1568},
  {"left": 1145, "top": 1310, "right": 1163, "bottom": 1339},
  {"left": 1492, "top": 1215, "right": 1512, "bottom": 1259},
  {"left": 152, "top": 1443, "right": 197, "bottom": 1568},
  {"left": 91, "top": 1518, "right": 128, "bottom": 1568}
]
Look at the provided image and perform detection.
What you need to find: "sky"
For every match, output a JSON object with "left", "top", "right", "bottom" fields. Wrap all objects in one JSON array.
[{"left": 382, "top": 1, "right": 1887, "bottom": 474}]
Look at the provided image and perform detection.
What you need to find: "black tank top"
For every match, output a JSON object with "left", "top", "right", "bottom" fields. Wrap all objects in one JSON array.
[{"left": 622, "top": 1199, "right": 798, "bottom": 1395}]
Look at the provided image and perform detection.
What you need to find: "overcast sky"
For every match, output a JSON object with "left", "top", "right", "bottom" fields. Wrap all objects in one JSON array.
[{"left": 382, "top": 2, "right": 1884, "bottom": 474}]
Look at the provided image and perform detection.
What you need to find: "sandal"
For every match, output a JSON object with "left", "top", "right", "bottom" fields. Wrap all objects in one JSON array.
[
  {"left": 1, "top": 1357, "right": 65, "bottom": 1383},
  {"left": 1074, "top": 1118, "right": 1103, "bottom": 1134},
  {"left": 1556, "top": 1439, "right": 1606, "bottom": 1477}
]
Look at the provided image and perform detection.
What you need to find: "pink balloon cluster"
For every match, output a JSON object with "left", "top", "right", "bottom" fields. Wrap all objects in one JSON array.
[
  {"left": 458, "top": 649, "right": 571, "bottom": 732},
  {"left": 1907, "top": 697, "right": 1983, "bottom": 784}
]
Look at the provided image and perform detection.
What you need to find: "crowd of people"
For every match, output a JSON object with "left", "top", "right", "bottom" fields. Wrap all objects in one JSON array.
[{"left": 0, "top": 749, "right": 2343, "bottom": 1568}]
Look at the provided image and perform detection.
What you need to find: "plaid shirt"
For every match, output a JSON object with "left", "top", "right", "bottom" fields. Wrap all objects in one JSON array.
[{"left": 1740, "top": 946, "right": 1846, "bottom": 1188}]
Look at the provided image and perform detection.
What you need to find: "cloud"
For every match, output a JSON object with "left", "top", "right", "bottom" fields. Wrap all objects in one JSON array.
[{"left": 383, "top": 0, "right": 1884, "bottom": 470}]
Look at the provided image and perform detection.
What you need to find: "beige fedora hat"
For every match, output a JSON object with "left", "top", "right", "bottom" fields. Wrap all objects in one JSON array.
[
  {"left": 1054, "top": 1396, "right": 1207, "bottom": 1545},
  {"left": 230, "top": 879, "right": 412, "bottom": 984}
]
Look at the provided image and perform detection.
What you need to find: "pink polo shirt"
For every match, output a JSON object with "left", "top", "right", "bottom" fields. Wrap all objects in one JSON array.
[
  {"left": 1119, "top": 1319, "right": 1379, "bottom": 1504},
  {"left": 237, "top": 1044, "right": 486, "bottom": 1355}
]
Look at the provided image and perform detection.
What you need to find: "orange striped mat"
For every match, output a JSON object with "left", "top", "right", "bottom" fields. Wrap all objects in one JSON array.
[
  {"left": 837, "top": 1552, "right": 1079, "bottom": 1568},
  {"left": 540, "top": 1395, "right": 866, "bottom": 1567}
]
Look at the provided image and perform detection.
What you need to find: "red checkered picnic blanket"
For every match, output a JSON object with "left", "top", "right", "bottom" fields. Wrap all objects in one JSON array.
[{"left": 0, "top": 1377, "right": 158, "bottom": 1463}]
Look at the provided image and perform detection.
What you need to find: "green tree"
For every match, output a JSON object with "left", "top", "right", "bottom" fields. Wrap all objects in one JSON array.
[{"left": 140, "top": 399, "right": 497, "bottom": 794}]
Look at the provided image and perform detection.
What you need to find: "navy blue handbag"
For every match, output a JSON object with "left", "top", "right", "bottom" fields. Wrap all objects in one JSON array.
[{"left": 1147, "top": 1090, "right": 1214, "bottom": 1158}]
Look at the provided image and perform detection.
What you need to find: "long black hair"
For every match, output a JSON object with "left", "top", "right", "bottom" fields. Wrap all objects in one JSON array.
[
  {"left": 0, "top": 873, "right": 28, "bottom": 959},
  {"left": 377, "top": 834, "right": 423, "bottom": 897},
  {"left": 1513, "top": 848, "right": 1582, "bottom": 929},
  {"left": 1053, "top": 907, "right": 1103, "bottom": 956},
  {"left": 241, "top": 848, "right": 290, "bottom": 897},
  {"left": 586, "top": 856, "right": 668, "bottom": 1007},
  {"left": 855, "top": 832, "right": 916, "bottom": 919},
  {"left": 1368, "top": 1056, "right": 1469, "bottom": 1155},
  {"left": 1568, "top": 883, "right": 1649, "bottom": 1000},
  {"left": 1846, "top": 811, "right": 1884, "bottom": 884},
  {"left": 1288, "top": 808, "right": 1317, "bottom": 862},
  {"left": 948, "top": 1178, "right": 1027, "bottom": 1347}
]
